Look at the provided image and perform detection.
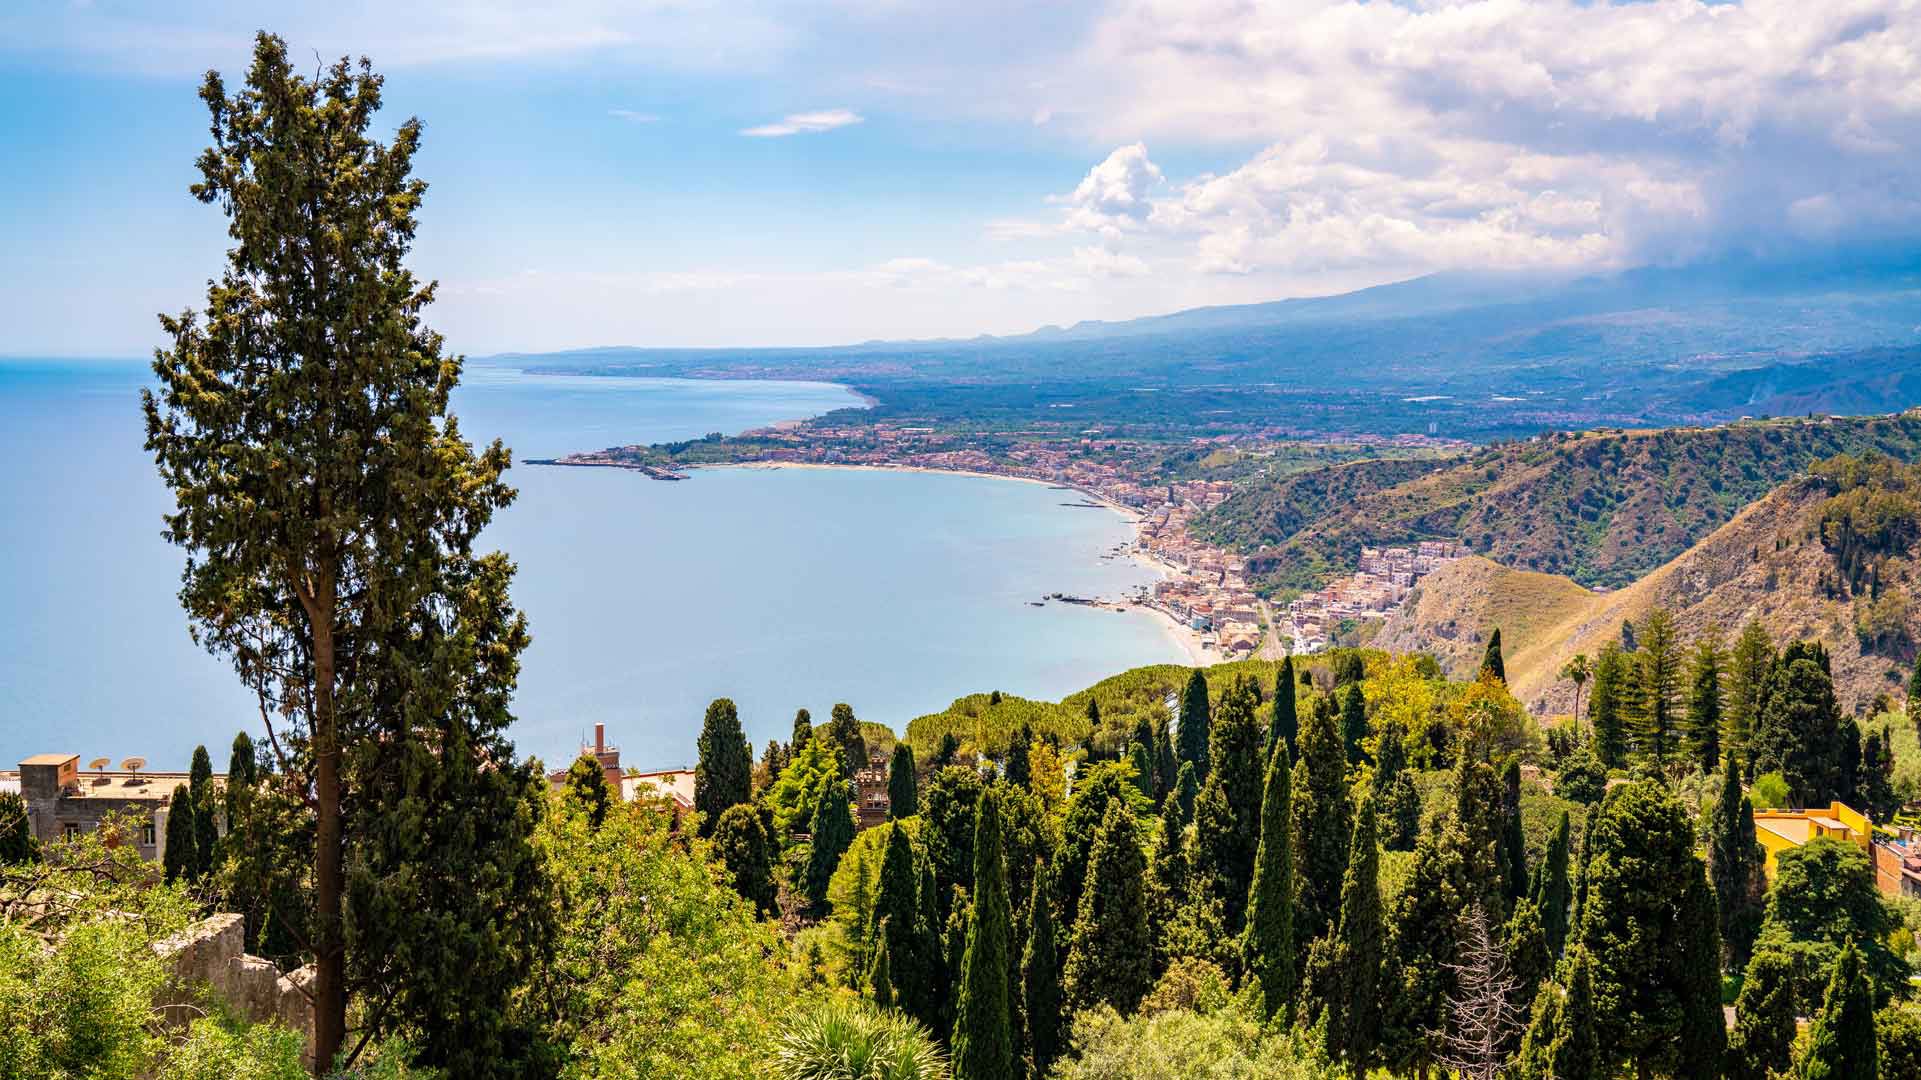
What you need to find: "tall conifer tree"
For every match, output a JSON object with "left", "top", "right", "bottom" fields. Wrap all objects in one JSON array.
[
  {"left": 695, "top": 698, "right": 753, "bottom": 837},
  {"left": 1687, "top": 632, "right": 1725, "bottom": 776},
  {"left": 1727, "top": 950, "right": 1797, "bottom": 1080},
  {"left": 1589, "top": 642, "right": 1628, "bottom": 769},
  {"left": 1710, "top": 751, "right": 1767, "bottom": 971},
  {"left": 1151, "top": 716, "right": 1177, "bottom": 803},
  {"left": 1005, "top": 724, "right": 1033, "bottom": 791},
  {"left": 791, "top": 708, "right": 813, "bottom": 754},
  {"left": 826, "top": 702, "right": 868, "bottom": 779},
  {"left": 1727, "top": 620, "right": 1774, "bottom": 762},
  {"left": 1271, "top": 655, "right": 1299, "bottom": 755},
  {"left": 805, "top": 775, "right": 855, "bottom": 911},
  {"left": 225, "top": 731, "right": 257, "bottom": 829},
  {"left": 1022, "top": 861, "right": 1061, "bottom": 1080},
  {"left": 1291, "top": 691, "right": 1353, "bottom": 946},
  {"left": 1500, "top": 757, "right": 1528, "bottom": 904},
  {"left": 1517, "top": 946, "right": 1601, "bottom": 1080},
  {"left": 1634, "top": 608, "right": 1683, "bottom": 771},
  {"left": 164, "top": 784, "right": 196, "bottom": 884},
  {"left": 1340, "top": 683, "right": 1369, "bottom": 767},
  {"left": 1241, "top": 741, "right": 1295, "bottom": 1019},
  {"left": 953, "top": 791, "right": 1016, "bottom": 1080},
  {"left": 1177, "top": 669, "right": 1211, "bottom": 780},
  {"left": 189, "top": 744, "right": 217, "bottom": 879},
  {"left": 1191, "top": 674, "right": 1265, "bottom": 934},
  {"left": 565, "top": 754, "right": 612, "bottom": 829},
  {"left": 713, "top": 804, "right": 776, "bottom": 917},
  {"left": 1796, "top": 942, "right": 1878, "bottom": 1080},
  {"left": 1315, "top": 792, "right": 1383, "bottom": 1069},
  {"left": 1481, "top": 628, "right": 1507, "bottom": 683},
  {"left": 1532, "top": 809, "right": 1572, "bottom": 957},
  {"left": 888, "top": 743, "right": 918, "bottom": 819},
  {"left": 873, "top": 824, "right": 934, "bottom": 1029},
  {"left": 1063, "top": 801, "right": 1151, "bottom": 1015}
]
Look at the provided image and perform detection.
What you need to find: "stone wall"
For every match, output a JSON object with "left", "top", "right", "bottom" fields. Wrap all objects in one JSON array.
[{"left": 154, "top": 913, "right": 316, "bottom": 1068}]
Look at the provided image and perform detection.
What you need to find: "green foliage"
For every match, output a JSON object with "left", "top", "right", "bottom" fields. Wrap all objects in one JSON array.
[
  {"left": 153, "top": 1017, "right": 309, "bottom": 1080},
  {"left": 714, "top": 803, "right": 778, "bottom": 917},
  {"left": 1339, "top": 683, "right": 1369, "bottom": 768},
  {"left": 1270, "top": 656, "right": 1299, "bottom": 756},
  {"left": 1589, "top": 642, "right": 1628, "bottom": 769},
  {"left": 1241, "top": 739, "right": 1294, "bottom": 1020},
  {"left": 1005, "top": 726, "right": 1032, "bottom": 791},
  {"left": 1378, "top": 820, "right": 1469, "bottom": 1074},
  {"left": 952, "top": 790, "right": 1016, "bottom": 1080},
  {"left": 1191, "top": 674, "right": 1264, "bottom": 935},
  {"left": 1052, "top": 1004, "right": 1339, "bottom": 1080},
  {"left": 0, "top": 793, "right": 34, "bottom": 865},
  {"left": 1371, "top": 717, "right": 1422, "bottom": 851},
  {"left": 1877, "top": 1001, "right": 1921, "bottom": 1080},
  {"left": 1710, "top": 752, "right": 1767, "bottom": 973},
  {"left": 868, "top": 929, "right": 894, "bottom": 1008},
  {"left": 1756, "top": 836, "right": 1908, "bottom": 1007},
  {"left": 1065, "top": 801, "right": 1151, "bottom": 1016},
  {"left": 215, "top": 776, "right": 313, "bottom": 965},
  {"left": 1632, "top": 609, "right": 1684, "bottom": 771},
  {"left": 1516, "top": 946, "right": 1601, "bottom": 1080},
  {"left": 1307, "top": 792, "right": 1383, "bottom": 1069},
  {"left": 772, "top": 1002, "right": 947, "bottom": 1080},
  {"left": 565, "top": 754, "right": 613, "bottom": 829},
  {"left": 189, "top": 744, "right": 218, "bottom": 880},
  {"left": 1554, "top": 744, "right": 1607, "bottom": 805},
  {"left": 770, "top": 738, "right": 845, "bottom": 838},
  {"left": 1290, "top": 692, "right": 1352, "bottom": 947},
  {"left": 1752, "top": 641, "right": 1847, "bottom": 805},
  {"left": 905, "top": 692, "right": 1082, "bottom": 761},
  {"left": 1500, "top": 757, "right": 1529, "bottom": 904},
  {"left": 165, "top": 783, "right": 196, "bottom": 884},
  {"left": 1055, "top": 764, "right": 1148, "bottom": 942},
  {"left": 1177, "top": 669, "right": 1211, "bottom": 781},
  {"left": 1727, "top": 950, "right": 1798, "bottom": 1080},
  {"left": 806, "top": 776, "right": 857, "bottom": 912},
  {"left": 1687, "top": 633, "right": 1725, "bottom": 776},
  {"left": 922, "top": 765, "right": 985, "bottom": 920},
  {"left": 697, "top": 698, "right": 754, "bottom": 837},
  {"left": 1752, "top": 770, "right": 1792, "bottom": 809},
  {"left": 1023, "top": 860, "right": 1062, "bottom": 1080},
  {"left": 1727, "top": 620, "right": 1775, "bottom": 761},
  {"left": 1481, "top": 628, "right": 1507, "bottom": 683},
  {"left": 1532, "top": 809, "right": 1572, "bottom": 958},
  {"left": 1795, "top": 942, "right": 1879, "bottom": 1080},
  {"left": 826, "top": 703, "right": 869, "bottom": 778},
  {"left": 888, "top": 744, "right": 918, "bottom": 820}
]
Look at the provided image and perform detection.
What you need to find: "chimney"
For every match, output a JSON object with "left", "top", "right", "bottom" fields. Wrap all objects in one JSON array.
[{"left": 594, "top": 723, "right": 606, "bottom": 754}]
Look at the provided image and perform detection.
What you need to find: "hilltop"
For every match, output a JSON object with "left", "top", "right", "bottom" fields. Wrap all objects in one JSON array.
[
  {"left": 1202, "top": 411, "right": 1921, "bottom": 594},
  {"left": 1373, "top": 457, "right": 1921, "bottom": 715}
]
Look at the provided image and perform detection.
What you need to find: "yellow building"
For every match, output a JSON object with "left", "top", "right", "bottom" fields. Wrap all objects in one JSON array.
[{"left": 1752, "top": 801, "right": 1871, "bottom": 877}]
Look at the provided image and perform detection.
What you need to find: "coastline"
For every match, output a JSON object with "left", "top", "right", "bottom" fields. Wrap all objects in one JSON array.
[{"left": 703, "top": 461, "right": 1217, "bottom": 667}]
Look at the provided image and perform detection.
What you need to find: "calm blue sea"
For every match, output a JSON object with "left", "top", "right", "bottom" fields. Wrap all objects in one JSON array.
[{"left": 0, "top": 358, "right": 1179, "bottom": 771}]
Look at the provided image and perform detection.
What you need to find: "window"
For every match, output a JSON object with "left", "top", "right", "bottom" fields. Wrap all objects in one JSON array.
[
  {"left": 62, "top": 822, "right": 81, "bottom": 838},
  {"left": 143, "top": 821, "right": 157, "bottom": 846}
]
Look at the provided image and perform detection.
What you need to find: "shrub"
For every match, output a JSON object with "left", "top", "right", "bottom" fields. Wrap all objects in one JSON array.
[{"left": 771, "top": 1001, "right": 946, "bottom": 1080}]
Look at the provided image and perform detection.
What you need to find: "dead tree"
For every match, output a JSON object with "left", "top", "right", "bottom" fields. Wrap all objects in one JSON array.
[{"left": 1433, "top": 903, "right": 1527, "bottom": 1080}]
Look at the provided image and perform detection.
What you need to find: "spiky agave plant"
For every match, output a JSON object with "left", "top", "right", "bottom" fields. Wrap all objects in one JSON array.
[{"left": 772, "top": 1001, "right": 948, "bottom": 1080}]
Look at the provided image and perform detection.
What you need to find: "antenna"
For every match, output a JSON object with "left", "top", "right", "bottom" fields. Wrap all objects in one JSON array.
[
  {"left": 88, "top": 757, "right": 110, "bottom": 772},
  {"left": 121, "top": 757, "right": 146, "bottom": 781}
]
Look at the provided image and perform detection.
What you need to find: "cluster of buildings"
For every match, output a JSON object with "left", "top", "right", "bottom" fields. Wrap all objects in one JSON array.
[
  {"left": 1752, "top": 799, "right": 1921, "bottom": 899},
  {"left": 1282, "top": 540, "right": 1468, "bottom": 652},
  {"left": 1136, "top": 503, "right": 1266, "bottom": 656},
  {"left": 2, "top": 752, "right": 213, "bottom": 861}
]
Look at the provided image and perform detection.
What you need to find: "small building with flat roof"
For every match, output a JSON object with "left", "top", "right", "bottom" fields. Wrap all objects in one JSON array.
[
  {"left": 4, "top": 752, "right": 222, "bottom": 863},
  {"left": 1752, "top": 801, "right": 1871, "bottom": 877}
]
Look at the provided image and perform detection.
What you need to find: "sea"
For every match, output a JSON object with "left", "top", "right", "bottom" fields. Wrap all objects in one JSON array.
[{"left": 0, "top": 358, "right": 1182, "bottom": 771}]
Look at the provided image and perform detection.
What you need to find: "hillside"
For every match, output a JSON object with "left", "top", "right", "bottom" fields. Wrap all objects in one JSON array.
[
  {"left": 1374, "top": 464, "right": 1921, "bottom": 716},
  {"left": 1202, "top": 411, "right": 1921, "bottom": 594}
]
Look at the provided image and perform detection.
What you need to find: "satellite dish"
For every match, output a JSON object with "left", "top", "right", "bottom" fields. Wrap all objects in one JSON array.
[
  {"left": 88, "top": 757, "right": 110, "bottom": 771},
  {"left": 120, "top": 757, "right": 146, "bottom": 778}
]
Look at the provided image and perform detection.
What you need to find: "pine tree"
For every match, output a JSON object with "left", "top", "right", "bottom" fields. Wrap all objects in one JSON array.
[
  {"left": 189, "top": 744, "right": 217, "bottom": 879},
  {"left": 1727, "top": 620, "right": 1774, "bottom": 762},
  {"left": 163, "top": 783, "right": 196, "bottom": 884},
  {"left": 1503, "top": 898, "right": 1553, "bottom": 1053},
  {"left": 1271, "top": 655, "right": 1299, "bottom": 756},
  {"left": 1063, "top": 800, "right": 1151, "bottom": 1015},
  {"left": 827, "top": 702, "right": 869, "bottom": 779},
  {"left": 1053, "top": 766, "right": 1128, "bottom": 941},
  {"left": 1709, "top": 751, "right": 1767, "bottom": 972},
  {"left": 1177, "top": 669, "right": 1211, "bottom": 780},
  {"left": 1453, "top": 755, "right": 1509, "bottom": 919},
  {"left": 1482, "top": 628, "right": 1507, "bottom": 683},
  {"left": 1500, "top": 757, "right": 1528, "bottom": 905},
  {"left": 1241, "top": 741, "right": 1295, "bottom": 1019},
  {"left": 225, "top": 731, "right": 257, "bottom": 829},
  {"left": 1686, "top": 631, "right": 1725, "bottom": 776},
  {"left": 934, "top": 732, "right": 961, "bottom": 769},
  {"left": 1340, "top": 683, "right": 1369, "bottom": 767},
  {"left": 873, "top": 824, "right": 935, "bottom": 1029},
  {"left": 1291, "top": 691, "right": 1353, "bottom": 946},
  {"left": 889, "top": 743, "right": 918, "bottom": 819},
  {"left": 805, "top": 774, "right": 856, "bottom": 911},
  {"left": 868, "top": 924, "right": 895, "bottom": 1008},
  {"left": 1316, "top": 792, "right": 1383, "bottom": 1069},
  {"left": 1151, "top": 716, "right": 1177, "bottom": 803},
  {"left": 1022, "top": 860, "right": 1061, "bottom": 1080},
  {"left": 1191, "top": 674, "right": 1264, "bottom": 934},
  {"left": 565, "top": 753, "right": 613, "bottom": 829},
  {"left": 953, "top": 790, "right": 1016, "bottom": 1080},
  {"left": 1378, "top": 821, "right": 1470, "bottom": 1076},
  {"left": 1589, "top": 642, "right": 1628, "bottom": 769},
  {"left": 1633, "top": 609, "right": 1683, "bottom": 771},
  {"left": 1796, "top": 942, "right": 1878, "bottom": 1080},
  {"left": 792, "top": 708, "right": 814, "bottom": 754},
  {"left": 1517, "top": 946, "right": 1601, "bottom": 1080},
  {"left": 695, "top": 697, "right": 753, "bottom": 837},
  {"left": 1147, "top": 787, "right": 1190, "bottom": 974},
  {"left": 713, "top": 803, "right": 777, "bottom": 916},
  {"left": 1531, "top": 809, "right": 1572, "bottom": 957},
  {"left": 1127, "top": 742, "right": 1155, "bottom": 798},
  {"left": 1372, "top": 716, "right": 1421, "bottom": 851},
  {"left": 1005, "top": 724, "right": 1033, "bottom": 790},
  {"left": 1864, "top": 726, "right": 1900, "bottom": 822},
  {"left": 1727, "top": 950, "right": 1797, "bottom": 1080},
  {"left": 1174, "top": 760, "right": 1198, "bottom": 823}
]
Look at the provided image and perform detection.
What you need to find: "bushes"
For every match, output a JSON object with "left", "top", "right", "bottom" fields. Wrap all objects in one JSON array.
[{"left": 771, "top": 1002, "right": 945, "bottom": 1080}]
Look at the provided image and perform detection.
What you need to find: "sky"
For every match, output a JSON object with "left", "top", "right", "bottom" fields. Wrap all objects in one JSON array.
[{"left": 3, "top": 0, "right": 1920, "bottom": 355}]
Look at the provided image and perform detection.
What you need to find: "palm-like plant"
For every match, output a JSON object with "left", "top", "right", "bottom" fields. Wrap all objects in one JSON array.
[{"left": 773, "top": 1001, "right": 949, "bottom": 1080}]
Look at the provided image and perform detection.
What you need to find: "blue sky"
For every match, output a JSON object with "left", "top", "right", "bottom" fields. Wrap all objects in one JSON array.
[{"left": 4, "top": 1, "right": 1920, "bottom": 355}]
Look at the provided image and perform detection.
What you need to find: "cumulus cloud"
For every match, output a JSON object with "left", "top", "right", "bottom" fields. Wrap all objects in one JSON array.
[{"left": 739, "top": 108, "right": 864, "bottom": 137}]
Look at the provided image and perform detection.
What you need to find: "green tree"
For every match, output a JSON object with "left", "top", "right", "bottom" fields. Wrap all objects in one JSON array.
[
  {"left": 889, "top": 743, "right": 919, "bottom": 819},
  {"left": 869, "top": 926, "right": 895, "bottom": 1008},
  {"left": 0, "top": 792, "right": 35, "bottom": 865},
  {"left": 1575, "top": 780, "right": 1725, "bottom": 1078},
  {"left": 1271, "top": 655, "right": 1299, "bottom": 756},
  {"left": 1152, "top": 716, "right": 1178, "bottom": 803},
  {"left": 1191, "top": 674, "right": 1264, "bottom": 934},
  {"left": 1128, "top": 742, "right": 1155, "bottom": 798},
  {"left": 1795, "top": 942, "right": 1878, "bottom": 1080},
  {"left": 793, "top": 708, "right": 814, "bottom": 754},
  {"left": 1177, "top": 669, "right": 1211, "bottom": 781},
  {"left": 1531, "top": 809, "right": 1572, "bottom": 957},
  {"left": 1500, "top": 757, "right": 1529, "bottom": 905},
  {"left": 1241, "top": 741, "right": 1295, "bottom": 1019},
  {"left": 1022, "top": 860, "right": 1062, "bottom": 1080},
  {"left": 1371, "top": 716, "right": 1421, "bottom": 851},
  {"left": 1686, "top": 632, "right": 1725, "bottom": 776},
  {"left": 1311, "top": 792, "right": 1383, "bottom": 1069},
  {"left": 1482, "top": 627, "right": 1507, "bottom": 683},
  {"left": 871, "top": 824, "right": 936, "bottom": 1031},
  {"left": 1174, "top": 760, "right": 1199, "bottom": 823},
  {"left": 1561, "top": 654, "right": 1593, "bottom": 732},
  {"left": 225, "top": 731, "right": 258, "bottom": 829},
  {"left": 1727, "top": 619, "right": 1774, "bottom": 762},
  {"left": 923, "top": 765, "right": 986, "bottom": 921},
  {"left": 1877, "top": 1002, "right": 1921, "bottom": 1080},
  {"left": 1756, "top": 836, "right": 1908, "bottom": 1005},
  {"left": 1633, "top": 609, "right": 1683, "bottom": 771},
  {"left": 806, "top": 775, "right": 856, "bottom": 912},
  {"left": 1589, "top": 643, "right": 1628, "bottom": 769},
  {"left": 952, "top": 790, "right": 1016, "bottom": 1080},
  {"left": 189, "top": 745, "right": 217, "bottom": 880},
  {"left": 1516, "top": 946, "right": 1601, "bottom": 1080},
  {"left": 1709, "top": 751, "right": 1767, "bottom": 972},
  {"left": 695, "top": 698, "right": 753, "bottom": 837},
  {"left": 1727, "top": 950, "right": 1797, "bottom": 1080},
  {"left": 1004, "top": 725, "right": 1032, "bottom": 791},
  {"left": 712, "top": 803, "right": 777, "bottom": 917},
  {"left": 1752, "top": 642, "right": 1846, "bottom": 805},
  {"left": 164, "top": 784, "right": 196, "bottom": 884},
  {"left": 145, "top": 36, "right": 552, "bottom": 1070},
  {"left": 1378, "top": 821, "right": 1470, "bottom": 1075},
  {"left": 1053, "top": 764, "right": 1137, "bottom": 942},
  {"left": 1147, "top": 785, "right": 1191, "bottom": 976},
  {"left": 565, "top": 754, "right": 613, "bottom": 829},
  {"left": 1064, "top": 800, "right": 1151, "bottom": 1016},
  {"left": 827, "top": 703, "right": 869, "bottom": 779},
  {"left": 1339, "top": 683, "right": 1369, "bottom": 768},
  {"left": 1291, "top": 691, "right": 1353, "bottom": 947},
  {"left": 1863, "top": 725, "right": 1899, "bottom": 823}
]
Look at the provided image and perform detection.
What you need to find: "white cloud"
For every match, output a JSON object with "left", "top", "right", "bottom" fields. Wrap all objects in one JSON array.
[
  {"left": 607, "top": 109, "right": 659, "bottom": 123},
  {"left": 739, "top": 108, "right": 864, "bottom": 137}
]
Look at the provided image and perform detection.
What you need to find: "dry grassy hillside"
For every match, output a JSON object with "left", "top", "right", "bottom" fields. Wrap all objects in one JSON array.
[{"left": 1376, "top": 477, "right": 1920, "bottom": 716}]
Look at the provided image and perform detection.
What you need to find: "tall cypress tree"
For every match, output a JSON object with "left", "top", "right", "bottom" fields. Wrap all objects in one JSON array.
[
  {"left": 1752, "top": 642, "right": 1846, "bottom": 805},
  {"left": 1371, "top": 716, "right": 1420, "bottom": 851},
  {"left": 1192, "top": 674, "right": 1265, "bottom": 934},
  {"left": 164, "top": 783, "right": 196, "bottom": 884},
  {"left": 1291, "top": 691, "right": 1353, "bottom": 946},
  {"left": 1147, "top": 786, "right": 1190, "bottom": 974},
  {"left": 1481, "top": 628, "right": 1507, "bottom": 683},
  {"left": 694, "top": 697, "right": 753, "bottom": 837},
  {"left": 919, "top": 858, "right": 947, "bottom": 1026},
  {"left": 1532, "top": 809, "right": 1572, "bottom": 957},
  {"left": 826, "top": 702, "right": 868, "bottom": 778},
  {"left": 792, "top": 708, "right": 814, "bottom": 754},
  {"left": 868, "top": 925, "right": 895, "bottom": 1008},
  {"left": 565, "top": 754, "right": 613, "bottom": 829},
  {"left": 1340, "top": 683, "right": 1369, "bottom": 768},
  {"left": 873, "top": 824, "right": 934, "bottom": 1029},
  {"left": 1590, "top": 642, "right": 1628, "bottom": 769},
  {"left": 1174, "top": 760, "right": 1199, "bottom": 823},
  {"left": 1316, "top": 792, "right": 1383, "bottom": 1069},
  {"left": 953, "top": 790, "right": 1016, "bottom": 1080},
  {"left": 225, "top": 731, "right": 257, "bottom": 829},
  {"left": 1022, "top": 861, "right": 1061, "bottom": 1080},
  {"left": 713, "top": 804, "right": 777, "bottom": 917},
  {"left": 1177, "top": 669, "right": 1211, "bottom": 780},
  {"left": 1151, "top": 716, "right": 1177, "bottom": 803},
  {"left": 1063, "top": 800, "right": 1151, "bottom": 1015},
  {"left": 1518, "top": 946, "right": 1601, "bottom": 1080},
  {"left": 1500, "top": 757, "right": 1528, "bottom": 904},
  {"left": 189, "top": 744, "right": 217, "bottom": 879},
  {"left": 1378, "top": 821, "right": 1470, "bottom": 1076},
  {"left": 1709, "top": 751, "right": 1767, "bottom": 972},
  {"left": 1005, "top": 724, "right": 1033, "bottom": 791},
  {"left": 1054, "top": 767, "right": 1128, "bottom": 941},
  {"left": 1726, "top": 950, "right": 1797, "bottom": 1080},
  {"left": 1127, "top": 742, "right": 1155, "bottom": 798},
  {"left": 1727, "top": 620, "right": 1774, "bottom": 762},
  {"left": 1241, "top": 741, "right": 1295, "bottom": 1019},
  {"left": 1687, "top": 633, "right": 1725, "bottom": 776},
  {"left": 805, "top": 774, "right": 855, "bottom": 911},
  {"left": 1797, "top": 942, "right": 1878, "bottom": 1080},
  {"left": 1270, "top": 655, "right": 1299, "bottom": 756},
  {"left": 888, "top": 743, "right": 919, "bottom": 819}
]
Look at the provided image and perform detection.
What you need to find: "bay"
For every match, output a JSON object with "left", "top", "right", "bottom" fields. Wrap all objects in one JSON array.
[{"left": 0, "top": 359, "right": 1181, "bottom": 771}]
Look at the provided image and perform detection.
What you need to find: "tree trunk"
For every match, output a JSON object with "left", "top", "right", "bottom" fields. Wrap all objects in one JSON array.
[{"left": 310, "top": 605, "right": 345, "bottom": 1075}]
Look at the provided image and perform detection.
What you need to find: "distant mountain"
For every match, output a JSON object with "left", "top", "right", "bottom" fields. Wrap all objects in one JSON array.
[{"left": 1201, "top": 411, "right": 1921, "bottom": 593}]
